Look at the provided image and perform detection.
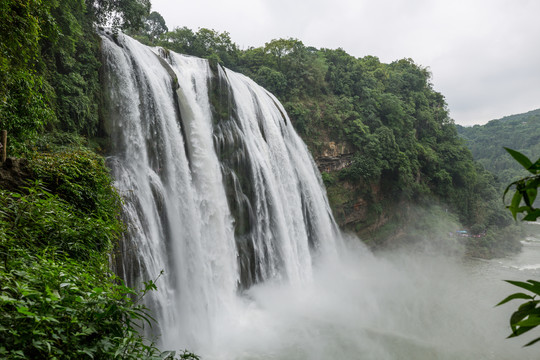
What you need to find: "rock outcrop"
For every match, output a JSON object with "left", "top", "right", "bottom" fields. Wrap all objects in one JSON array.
[{"left": 315, "top": 141, "right": 354, "bottom": 173}]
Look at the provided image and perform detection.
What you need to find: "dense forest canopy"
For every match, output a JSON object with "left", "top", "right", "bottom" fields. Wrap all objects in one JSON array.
[{"left": 0, "top": 0, "right": 151, "bottom": 139}]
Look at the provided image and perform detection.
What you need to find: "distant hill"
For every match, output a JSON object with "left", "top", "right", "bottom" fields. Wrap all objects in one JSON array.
[{"left": 457, "top": 108, "right": 540, "bottom": 186}]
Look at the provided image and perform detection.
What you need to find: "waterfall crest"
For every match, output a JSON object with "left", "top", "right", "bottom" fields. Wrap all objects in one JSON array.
[{"left": 100, "top": 32, "right": 342, "bottom": 348}]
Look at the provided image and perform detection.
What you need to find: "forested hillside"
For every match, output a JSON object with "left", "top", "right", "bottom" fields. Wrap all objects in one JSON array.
[{"left": 457, "top": 108, "right": 540, "bottom": 187}]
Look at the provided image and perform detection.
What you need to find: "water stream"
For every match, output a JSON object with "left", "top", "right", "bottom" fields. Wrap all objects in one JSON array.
[{"left": 100, "top": 32, "right": 539, "bottom": 359}]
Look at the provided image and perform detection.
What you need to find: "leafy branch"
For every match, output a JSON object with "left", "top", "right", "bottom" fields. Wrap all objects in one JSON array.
[
  {"left": 502, "top": 148, "right": 540, "bottom": 221},
  {"left": 497, "top": 280, "right": 540, "bottom": 346},
  {"left": 498, "top": 149, "right": 540, "bottom": 347}
]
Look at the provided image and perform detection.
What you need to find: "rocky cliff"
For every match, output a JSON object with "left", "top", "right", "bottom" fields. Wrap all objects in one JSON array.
[{"left": 315, "top": 142, "right": 393, "bottom": 246}]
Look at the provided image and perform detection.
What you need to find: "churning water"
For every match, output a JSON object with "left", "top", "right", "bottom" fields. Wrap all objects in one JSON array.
[{"left": 100, "top": 32, "right": 538, "bottom": 359}]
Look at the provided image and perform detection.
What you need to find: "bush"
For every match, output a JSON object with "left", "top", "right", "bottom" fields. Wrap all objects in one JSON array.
[
  {"left": 0, "top": 254, "right": 152, "bottom": 359},
  {"left": 28, "top": 149, "right": 121, "bottom": 217},
  {"left": 0, "top": 146, "right": 198, "bottom": 359},
  {"left": 0, "top": 184, "right": 119, "bottom": 260}
]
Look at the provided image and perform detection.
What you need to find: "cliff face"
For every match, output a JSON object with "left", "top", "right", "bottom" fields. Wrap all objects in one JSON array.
[
  {"left": 315, "top": 142, "right": 392, "bottom": 246},
  {"left": 315, "top": 142, "right": 354, "bottom": 173}
]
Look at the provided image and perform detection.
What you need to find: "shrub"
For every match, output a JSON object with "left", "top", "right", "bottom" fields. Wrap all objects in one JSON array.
[
  {"left": 28, "top": 149, "right": 121, "bottom": 217},
  {"left": 0, "top": 146, "right": 198, "bottom": 359}
]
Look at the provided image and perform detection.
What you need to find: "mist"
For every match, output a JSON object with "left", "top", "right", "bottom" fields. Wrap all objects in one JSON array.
[{"left": 194, "top": 236, "right": 537, "bottom": 360}]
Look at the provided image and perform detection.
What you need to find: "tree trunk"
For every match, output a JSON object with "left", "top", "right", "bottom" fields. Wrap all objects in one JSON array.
[{"left": 1, "top": 130, "right": 6, "bottom": 163}]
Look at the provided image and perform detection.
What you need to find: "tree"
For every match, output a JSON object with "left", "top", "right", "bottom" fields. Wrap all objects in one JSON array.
[
  {"left": 161, "top": 27, "right": 239, "bottom": 68},
  {"left": 144, "top": 11, "right": 168, "bottom": 42},
  {"left": 264, "top": 38, "right": 304, "bottom": 70},
  {"left": 162, "top": 26, "right": 196, "bottom": 54},
  {"left": 0, "top": 0, "right": 56, "bottom": 138},
  {"left": 498, "top": 149, "right": 540, "bottom": 346},
  {"left": 87, "top": 0, "right": 151, "bottom": 31},
  {"left": 254, "top": 66, "right": 287, "bottom": 97}
]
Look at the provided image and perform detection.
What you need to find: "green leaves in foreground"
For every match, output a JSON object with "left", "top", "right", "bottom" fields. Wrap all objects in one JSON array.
[
  {"left": 0, "top": 147, "right": 199, "bottom": 359},
  {"left": 0, "top": 255, "right": 200, "bottom": 359},
  {"left": 0, "top": 255, "right": 145, "bottom": 359},
  {"left": 497, "top": 280, "right": 540, "bottom": 346},
  {"left": 503, "top": 148, "right": 540, "bottom": 221}
]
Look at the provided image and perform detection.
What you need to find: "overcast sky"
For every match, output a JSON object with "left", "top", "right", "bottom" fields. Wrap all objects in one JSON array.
[{"left": 151, "top": 0, "right": 540, "bottom": 126}]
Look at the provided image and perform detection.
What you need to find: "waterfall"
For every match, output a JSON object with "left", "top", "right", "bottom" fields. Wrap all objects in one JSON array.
[
  {"left": 98, "top": 33, "right": 539, "bottom": 360},
  {"left": 100, "top": 32, "right": 342, "bottom": 349}
]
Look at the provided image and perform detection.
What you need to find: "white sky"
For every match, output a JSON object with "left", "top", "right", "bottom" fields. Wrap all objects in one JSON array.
[{"left": 151, "top": 0, "right": 540, "bottom": 126}]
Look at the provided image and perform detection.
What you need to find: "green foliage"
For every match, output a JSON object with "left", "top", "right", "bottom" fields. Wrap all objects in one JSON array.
[
  {"left": 0, "top": 150, "right": 129, "bottom": 357},
  {"left": 284, "top": 101, "right": 313, "bottom": 136},
  {"left": 129, "top": 11, "right": 168, "bottom": 44},
  {"left": 0, "top": 147, "right": 198, "bottom": 358},
  {"left": 1, "top": 0, "right": 153, "bottom": 145},
  {"left": 0, "top": 253, "right": 199, "bottom": 359},
  {"left": 497, "top": 280, "right": 540, "bottom": 347},
  {"left": 0, "top": 183, "right": 119, "bottom": 260},
  {"left": 321, "top": 172, "right": 336, "bottom": 187},
  {"left": 1, "top": 254, "right": 146, "bottom": 359},
  {"left": 89, "top": 0, "right": 151, "bottom": 31},
  {"left": 340, "top": 154, "right": 381, "bottom": 181},
  {"left": 0, "top": 68, "right": 55, "bottom": 138},
  {"left": 29, "top": 148, "right": 121, "bottom": 216},
  {"left": 503, "top": 148, "right": 540, "bottom": 221},
  {"left": 161, "top": 27, "right": 239, "bottom": 67},
  {"left": 497, "top": 151, "right": 539, "bottom": 348},
  {"left": 2, "top": 146, "right": 121, "bottom": 256},
  {"left": 0, "top": 145, "right": 122, "bottom": 261},
  {"left": 254, "top": 66, "right": 288, "bottom": 97},
  {"left": 144, "top": 11, "right": 168, "bottom": 41},
  {"left": 0, "top": 0, "right": 57, "bottom": 139},
  {"left": 41, "top": 0, "right": 104, "bottom": 136}
]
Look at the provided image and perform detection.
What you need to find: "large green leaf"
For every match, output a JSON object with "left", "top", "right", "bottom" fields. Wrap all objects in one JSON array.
[
  {"left": 525, "top": 187, "right": 537, "bottom": 206},
  {"left": 504, "top": 148, "right": 534, "bottom": 173},
  {"left": 505, "top": 280, "right": 540, "bottom": 296},
  {"left": 517, "top": 316, "right": 540, "bottom": 327},
  {"left": 508, "top": 191, "right": 523, "bottom": 220},
  {"left": 524, "top": 336, "right": 540, "bottom": 347},
  {"left": 497, "top": 292, "right": 534, "bottom": 306},
  {"left": 524, "top": 210, "right": 540, "bottom": 221}
]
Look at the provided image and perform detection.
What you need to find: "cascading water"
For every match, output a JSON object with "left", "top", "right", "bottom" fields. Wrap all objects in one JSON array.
[
  {"left": 100, "top": 33, "right": 539, "bottom": 360},
  {"left": 100, "top": 32, "right": 342, "bottom": 350}
]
